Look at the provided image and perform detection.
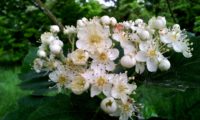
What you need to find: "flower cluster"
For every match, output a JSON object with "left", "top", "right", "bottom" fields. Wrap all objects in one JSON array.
[{"left": 33, "top": 16, "right": 192, "bottom": 120}]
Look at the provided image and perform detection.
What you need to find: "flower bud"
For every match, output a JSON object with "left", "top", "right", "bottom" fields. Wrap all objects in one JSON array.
[
  {"left": 100, "top": 97, "right": 117, "bottom": 114},
  {"left": 110, "top": 17, "right": 117, "bottom": 26},
  {"left": 135, "top": 19, "right": 143, "bottom": 25},
  {"left": 49, "top": 44, "right": 61, "bottom": 54},
  {"left": 173, "top": 24, "right": 180, "bottom": 32},
  {"left": 101, "top": 15, "right": 110, "bottom": 25},
  {"left": 40, "top": 32, "right": 54, "bottom": 45},
  {"left": 149, "top": 16, "right": 166, "bottom": 29},
  {"left": 159, "top": 59, "right": 171, "bottom": 71},
  {"left": 120, "top": 55, "right": 136, "bottom": 68},
  {"left": 139, "top": 30, "right": 150, "bottom": 40},
  {"left": 37, "top": 49, "right": 46, "bottom": 58},
  {"left": 50, "top": 25, "right": 60, "bottom": 33},
  {"left": 51, "top": 39, "right": 63, "bottom": 47}
]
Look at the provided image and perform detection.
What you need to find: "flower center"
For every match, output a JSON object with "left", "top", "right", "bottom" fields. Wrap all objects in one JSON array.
[
  {"left": 99, "top": 52, "right": 108, "bottom": 61},
  {"left": 105, "top": 100, "right": 113, "bottom": 107},
  {"left": 77, "top": 53, "right": 85, "bottom": 61},
  {"left": 122, "top": 104, "right": 131, "bottom": 112},
  {"left": 118, "top": 84, "right": 127, "bottom": 93},
  {"left": 89, "top": 34, "right": 102, "bottom": 45},
  {"left": 170, "top": 34, "right": 177, "bottom": 41},
  {"left": 147, "top": 49, "right": 157, "bottom": 57},
  {"left": 47, "top": 61, "right": 56, "bottom": 70},
  {"left": 97, "top": 76, "right": 107, "bottom": 87},
  {"left": 72, "top": 76, "right": 85, "bottom": 89},
  {"left": 58, "top": 74, "right": 67, "bottom": 85}
]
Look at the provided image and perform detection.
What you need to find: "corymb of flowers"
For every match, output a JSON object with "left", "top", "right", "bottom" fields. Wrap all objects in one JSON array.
[{"left": 33, "top": 16, "right": 193, "bottom": 120}]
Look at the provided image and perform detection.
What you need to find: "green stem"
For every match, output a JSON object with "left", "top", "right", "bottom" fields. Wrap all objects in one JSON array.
[{"left": 32, "top": 0, "right": 65, "bottom": 30}]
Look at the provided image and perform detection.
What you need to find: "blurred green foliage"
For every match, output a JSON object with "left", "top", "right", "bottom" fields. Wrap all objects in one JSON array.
[
  {"left": 104, "top": 0, "right": 200, "bottom": 33},
  {"left": 0, "top": 0, "right": 102, "bottom": 63},
  {"left": 0, "top": 66, "right": 28, "bottom": 119}
]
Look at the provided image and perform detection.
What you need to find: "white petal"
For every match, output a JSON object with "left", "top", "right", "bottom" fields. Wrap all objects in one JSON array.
[
  {"left": 109, "top": 49, "right": 119, "bottom": 60},
  {"left": 82, "top": 71, "right": 93, "bottom": 82},
  {"left": 135, "top": 63, "right": 145, "bottom": 74},
  {"left": 91, "top": 85, "right": 101, "bottom": 97},
  {"left": 172, "top": 42, "right": 182, "bottom": 52},
  {"left": 49, "top": 72, "right": 58, "bottom": 82},
  {"left": 76, "top": 40, "right": 86, "bottom": 50},
  {"left": 112, "top": 33, "right": 120, "bottom": 41},
  {"left": 146, "top": 58, "right": 158, "bottom": 72},
  {"left": 183, "top": 51, "right": 192, "bottom": 58},
  {"left": 105, "top": 39, "right": 112, "bottom": 48},
  {"left": 160, "top": 35, "right": 171, "bottom": 44},
  {"left": 121, "top": 94, "right": 128, "bottom": 104},
  {"left": 135, "top": 51, "right": 147, "bottom": 62},
  {"left": 127, "top": 84, "right": 137, "bottom": 94},
  {"left": 119, "top": 114, "right": 129, "bottom": 120},
  {"left": 139, "top": 41, "right": 149, "bottom": 51},
  {"left": 106, "top": 61, "right": 116, "bottom": 71},
  {"left": 111, "top": 87, "right": 120, "bottom": 99},
  {"left": 103, "top": 84, "right": 112, "bottom": 97}
]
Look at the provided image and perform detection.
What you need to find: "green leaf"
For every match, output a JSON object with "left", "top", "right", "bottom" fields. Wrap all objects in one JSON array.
[
  {"left": 3, "top": 94, "right": 117, "bottom": 120},
  {"left": 19, "top": 70, "right": 54, "bottom": 95},
  {"left": 21, "top": 47, "right": 38, "bottom": 72}
]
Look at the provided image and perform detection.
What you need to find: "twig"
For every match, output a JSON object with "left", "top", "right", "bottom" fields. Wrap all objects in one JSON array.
[
  {"left": 30, "top": 0, "right": 65, "bottom": 30},
  {"left": 166, "top": 0, "right": 176, "bottom": 23}
]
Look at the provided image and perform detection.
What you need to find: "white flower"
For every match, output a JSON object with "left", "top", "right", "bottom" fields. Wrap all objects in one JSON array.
[
  {"left": 148, "top": 16, "right": 166, "bottom": 29},
  {"left": 64, "top": 58, "right": 87, "bottom": 74},
  {"left": 159, "top": 58, "right": 171, "bottom": 71},
  {"left": 91, "top": 48, "right": 119, "bottom": 71},
  {"left": 119, "top": 101, "right": 134, "bottom": 120},
  {"left": 101, "top": 15, "right": 111, "bottom": 25},
  {"left": 160, "top": 30, "right": 192, "bottom": 58},
  {"left": 111, "top": 73, "right": 137, "bottom": 103},
  {"left": 49, "top": 67, "right": 71, "bottom": 92},
  {"left": 109, "top": 100, "right": 135, "bottom": 120},
  {"left": 63, "top": 25, "right": 76, "bottom": 34},
  {"left": 45, "top": 59, "right": 62, "bottom": 71},
  {"left": 40, "top": 32, "right": 55, "bottom": 45},
  {"left": 101, "top": 97, "right": 117, "bottom": 114},
  {"left": 120, "top": 55, "right": 136, "bottom": 68},
  {"left": 50, "top": 25, "right": 60, "bottom": 33},
  {"left": 70, "top": 75, "right": 89, "bottom": 95},
  {"left": 33, "top": 58, "right": 45, "bottom": 73},
  {"left": 68, "top": 49, "right": 89, "bottom": 65},
  {"left": 82, "top": 69, "right": 112, "bottom": 97},
  {"left": 136, "top": 41, "right": 163, "bottom": 72},
  {"left": 37, "top": 49, "right": 47, "bottom": 58},
  {"left": 76, "top": 21, "right": 112, "bottom": 52}
]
